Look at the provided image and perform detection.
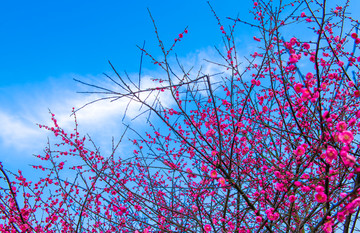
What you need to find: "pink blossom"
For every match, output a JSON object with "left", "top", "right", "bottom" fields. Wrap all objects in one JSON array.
[
  {"left": 275, "top": 182, "right": 284, "bottom": 191},
  {"left": 306, "top": 72, "right": 314, "bottom": 79},
  {"left": 255, "top": 216, "right": 262, "bottom": 223},
  {"left": 301, "top": 173, "right": 310, "bottom": 179},
  {"left": 336, "top": 121, "right": 347, "bottom": 132},
  {"left": 301, "top": 88, "right": 311, "bottom": 99},
  {"left": 274, "top": 171, "right": 281, "bottom": 178},
  {"left": 268, "top": 212, "right": 279, "bottom": 221},
  {"left": 218, "top": 177, "right": 226, "bottom": 186},
  {"left": 349, "top": 118, "right": 356, "bottom": 127},
  {"left": 354, "top": 90, "right": 360, "bottom": 97},
  {"left": 345, "top": 201, "right": 358, "bottom": 214},
  {"left": 322, "top": 110, "right": 330, "bottom": 118},
  {"left": 315, "top": 192, "right": 327, "bottom": 203},
  {"left": 294, "top": 181, "right": 302, "bottom": 187},
  {"left": 338, "top": 130, "right": 354, "bottom": 144},
  {"left": 352, "top": 198, "right": 360, "bottom": 208},
  {"left": 290, "top": 37, "right": 297, "bottom": 45},
  {"left": 315, "top": 185, "right": 324, "bottom": 192},
  {"left": 210, "top": 170, "right": 218, "bottom": 178},
  {"left": 325, "top": 146, "right": 338, "bottom": 162},
  {"left": 186, "top": 168, "right": 197, "bottom": 178},
  {"left": 201, "top": 164, "right": 208, "bottom": 172},
  {"left": 301, "top": 186, "right": 311, "bottom": 192},
  {"left": 289, "top": 54, "right": 300, "bottom": 63},
  {"left": 343, "top": 154, "right": 356, "bottom": 167},
  {"left": 337, "top": 211, "right": 346, "bottom": 222},
  {"left": 323, "top": 221, "right": 333, "bottom": 233},
  {"left": 204, "top": 224, "right": 212, "bottom": 232},
  {"left": 253, "top": 36, "right": 261, "bottom": 42},
  {"left": 294, "top": 83, "right": 303, "bottom": 93},
  {"left": 337, "top": 60, "right": 344, "bottom": 67},
  {"left": 340, "top": 150, "right": 349, "bottom": 158},
  {"left": 302, "top": 42, "right": 310, "bottom": 49},
  {"left": 262, "top": 106, "right": 268, "bottom": 113},
  {"left": 228, "top": 221, "right": 235, "bottom": 230},
  {"left": 212, "top": 218, "right": 217, "bottom": 225},
  {"left": 340, "top": 192, "right": 347, "bottom": 198},
  {"left": 289, "top": 195, "right": 297, "bottom": 202},
  {"left": 294, "top": 145, "right": 306, "bottom": 156}
]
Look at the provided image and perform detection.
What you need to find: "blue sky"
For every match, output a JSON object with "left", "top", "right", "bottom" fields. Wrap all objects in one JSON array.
[
  {"left": 0, "top": 0, "right": 254, "bottom": 86},
  {"left": 1, "top": 0, "right": 359, "bottom": 173},
  {"left": 0, "top": 0, "right": 257, "bottom": 172}
]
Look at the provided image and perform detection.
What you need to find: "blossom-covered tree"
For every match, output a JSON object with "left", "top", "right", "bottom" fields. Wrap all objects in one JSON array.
[{"left": 1, "top": 0, "right": 360, "bottom": 232}]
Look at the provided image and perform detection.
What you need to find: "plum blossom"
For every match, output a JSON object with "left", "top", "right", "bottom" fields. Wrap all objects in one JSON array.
[
  {"left": 204, "top": 224, "right": 212, "bottom": 232},
  {"left": 265, "top": 208, "right": 279, "bottom": 221},
  {"left": 325, "top": 146, "right": 337, "bottom": 163},
  {"left": 301, "top": 186, "right": 311, "bottom": 192},
  {"left": 228, "top": 221, "right": 235, "bottom": 230},
  {"left": 336, "top": 121, "right": 347, "bottom": 132},
  {"left": 294, "top": 83, "right": 303, "bottom": 93},
  {"left": 201, "top": 164, "right": 209, "bottom": 172},
  {"left": 315, "top": 192, "right": 327, "bottom": 203},
  {"left": 289, "top": 195, "right": 297, "bottom": 202},
  {"left": 210, "top": 170, "right": 218, "bottom": 178},
  {"left": 342, "top": 153, "right": 356, "bottom": 167},
  {"left": 337, "top": 60, "right": 344, "bottom": 67},
  {"left": 289, "top": 53, "right": 300, "bottom": 63},
  {"left": 293, "top": 145, "right": 306, "bottom": 156},
  {"left": 301, "top": 173, "right": 310, "bottom": 179},
  {"left": 301, "top": 88, "right": 311, "bottom": 100},
  {"left": 306, "top": 72, "right": 314, "bottom": 79},
  {"left": 337, "top": 211, "right": 346, "bottom": 222},
  {"left": 349, "top": 118, "right": 356, "bottom": 127},
  {"left": 323, "top": 221, "right": 333, "bottom": 233},
  {"left": 255, "top": 216, "right": 262, "bottom": 223},
  {"left": 186, "top": 168, "right": 197, "bottom": 178},
  {"left": 275, "top": 182, "right": 285, "bottom": 191},
  {"left": 338, "top": 130, "right": 354, "bottom": 144},
  {"left": 315, "top": 186, "right": 324, "bottom": 192},
  {"left": 294, "top": 181, "right": 302, "bottom": 187},
  {"left": 218, "top": 177, "right": 226, "bottom": 186}
]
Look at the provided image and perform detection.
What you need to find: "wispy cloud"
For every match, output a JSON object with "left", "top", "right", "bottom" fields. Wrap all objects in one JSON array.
[
  {"left": 0, "top": 47, "right": 232, "bottom": 161},
  {"left": 0, "top": 110, "right": 44, "bottom": 151}
]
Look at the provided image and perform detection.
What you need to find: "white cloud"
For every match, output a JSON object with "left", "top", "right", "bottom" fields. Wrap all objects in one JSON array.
[
  {"left": 0, "top": 47, "right": 235, "bottom": 159},
  {"left": 0, "top": 110, "right": 44, "bottom": 151}
]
